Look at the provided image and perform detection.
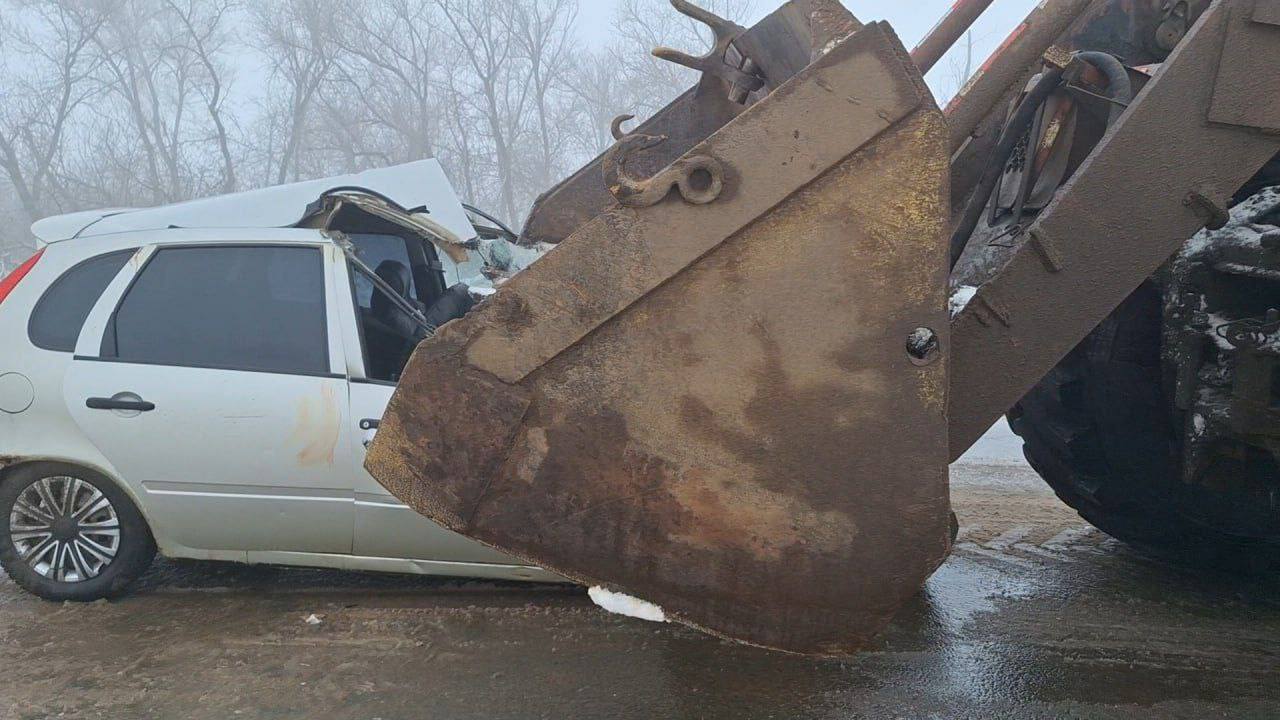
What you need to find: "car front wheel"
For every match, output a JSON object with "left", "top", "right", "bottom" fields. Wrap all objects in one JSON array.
[{"left": 0, "top": 462, "right": 155, "bottom": 601}]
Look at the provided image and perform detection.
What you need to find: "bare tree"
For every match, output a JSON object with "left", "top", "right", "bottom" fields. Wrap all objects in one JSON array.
[
  {"left": 567, "top": 47, "right": 633, "bottom": 157},
  {"left": 165, "top": 0, "right": 239, "bottom": 194},
  {"left": 0, "top": 0, "right": 107, "bottom": 223},
  {"left": 323, "top": 0, "right": 444, "bottom": 170},
  {"left": 62, "top": 0, "right": 242, "bottom": 205},
  {"left": 505, "top": 0, "right": 578, "bottom": 192},
  {"left": 935, "top": 29, "right": 976, "bottom": 105},
  {"left": 252, "top": 0, "right": 338, "bottom": 184},
  {"left": 0, "top": 0, "right": 767, "bottom": 256},
  {"left": 435, "top": 0, "right": 527, "bottom": 222}
]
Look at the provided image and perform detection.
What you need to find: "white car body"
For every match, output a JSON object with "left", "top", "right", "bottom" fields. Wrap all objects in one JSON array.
[{"left": 0, "top": 161, "right": 558, "bottom": 583}]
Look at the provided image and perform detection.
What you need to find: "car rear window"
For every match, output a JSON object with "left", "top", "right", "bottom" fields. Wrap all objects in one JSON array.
[
  {"left": 28, "top": 250, "right": 134, "bottom": 352},
  {"left": 101, "top": 246, "right": 329, "bottom": 375}
]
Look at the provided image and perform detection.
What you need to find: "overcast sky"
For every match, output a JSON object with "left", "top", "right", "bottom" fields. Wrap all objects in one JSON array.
[{"left": 579, "top": 0, "right": 1043, "bottom": 99}]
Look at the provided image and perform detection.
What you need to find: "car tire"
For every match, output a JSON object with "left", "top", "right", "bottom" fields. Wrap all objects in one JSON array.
[{"left": 0, "top": 462, "right": 156, "bottom": 601}]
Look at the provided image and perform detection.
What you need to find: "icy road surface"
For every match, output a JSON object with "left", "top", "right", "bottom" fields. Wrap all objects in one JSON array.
[{"left": 1, "top": 432, "right": 1278, "bottom": 719}]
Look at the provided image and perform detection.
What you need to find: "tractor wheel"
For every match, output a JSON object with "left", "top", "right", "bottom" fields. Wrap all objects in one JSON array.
[{"left": 1008, "top": 282, "right": 1279, "bottom": 562}]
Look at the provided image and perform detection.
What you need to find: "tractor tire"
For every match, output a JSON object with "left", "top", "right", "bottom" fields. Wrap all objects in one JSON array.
[{"left": 1008, "top": 282, "right": 1278, "bottom": 561}]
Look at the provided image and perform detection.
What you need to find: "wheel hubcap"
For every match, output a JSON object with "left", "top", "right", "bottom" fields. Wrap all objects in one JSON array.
[{"left": 9, "top": 476, "right": 120, "bottom": 583}]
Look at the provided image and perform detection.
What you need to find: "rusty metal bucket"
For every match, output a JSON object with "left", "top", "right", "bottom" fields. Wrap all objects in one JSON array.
[{"left": 366, "top": 19, "right": 952, "bottom": 656}]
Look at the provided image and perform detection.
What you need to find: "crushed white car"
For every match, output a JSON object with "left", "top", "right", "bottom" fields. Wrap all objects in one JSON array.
[{"left": 0, "top": 161, "right": 555, "bottom": 601}]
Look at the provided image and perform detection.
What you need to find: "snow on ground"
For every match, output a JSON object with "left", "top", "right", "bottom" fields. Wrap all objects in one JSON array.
[{"left": 588, "top": 587, "right": 667, "bottom": 623}]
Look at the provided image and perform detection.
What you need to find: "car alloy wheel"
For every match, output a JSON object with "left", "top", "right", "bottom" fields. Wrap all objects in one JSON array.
[{"left": 9, "top": 475, "right": 120, "bottom": 583}]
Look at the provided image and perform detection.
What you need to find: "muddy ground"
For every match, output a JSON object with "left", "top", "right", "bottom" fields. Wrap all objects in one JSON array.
[{"left": 2, "top": 461, "right": 1278, "bottom": 719}]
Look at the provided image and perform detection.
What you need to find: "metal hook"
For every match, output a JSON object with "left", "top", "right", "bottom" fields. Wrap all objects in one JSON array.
[{"left": 604, "top": 112, "right": 725, "bottom": 208}]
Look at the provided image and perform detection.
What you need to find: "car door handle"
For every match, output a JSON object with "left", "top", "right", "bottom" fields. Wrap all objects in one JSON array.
[
  {"left": 86, "top": 397, "right": 156, "bottom": 412},
  {"left": 360, "top": 419, "right": 380, "bottom": 449}
]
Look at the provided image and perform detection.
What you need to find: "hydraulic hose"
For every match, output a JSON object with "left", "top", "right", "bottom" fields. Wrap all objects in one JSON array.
[
  {"left": 948, "top": 52, "right": 1132, "bottom": 270},
  {"left": 1075, "top": 51, "right": 1132, "bottom": 125},
  {"left": 949, "top": 65, "right": 1066, "bottom": 270}
]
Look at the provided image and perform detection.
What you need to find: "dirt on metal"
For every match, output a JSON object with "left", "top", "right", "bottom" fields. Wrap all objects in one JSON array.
[{"left": 368, "top": 22, "right": 953, "bottom": 656}]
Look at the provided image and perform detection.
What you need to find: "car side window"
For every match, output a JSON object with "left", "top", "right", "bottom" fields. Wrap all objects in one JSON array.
[
  {"left": 28, "top": 250, "right": 134, "bottom": 352},
  {"left": 347, "top": 233, "right": 440, "bottom": 383},
  {"left": 349, "top": 233, "right": 418, "bottom": 310},
  {"left": 101, "top": 246, "right": 329, "bottom": 376}
]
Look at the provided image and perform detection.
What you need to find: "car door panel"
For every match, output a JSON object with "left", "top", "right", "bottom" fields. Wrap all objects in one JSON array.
[
  {"left": 334, "top": 238, "right": 524, "bottom": 564},
  {"left": 64, "top": 242, "right": 355, "bottom": 555},
  {"left": 64, "top": 366, "right": 353, "bottom": 553}
]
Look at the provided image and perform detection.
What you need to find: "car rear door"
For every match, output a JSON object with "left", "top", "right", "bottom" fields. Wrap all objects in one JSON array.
[{"left": 62, "top": 242, "right": 355, "bottom": 555}]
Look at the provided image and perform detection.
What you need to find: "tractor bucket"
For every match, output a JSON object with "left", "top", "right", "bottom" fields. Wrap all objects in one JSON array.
[
  {"left": 366, "top": 19, "right": 952, "bottom": 655},
  {"left": 519, "top": 0, "right": 860, "bottom": 247}
]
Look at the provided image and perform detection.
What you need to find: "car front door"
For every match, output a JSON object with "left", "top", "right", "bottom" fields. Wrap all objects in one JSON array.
[
  {"left": 62, "top": 242, "right": 355, "bottom": 555},
  {"left": 334, "top": 236, "right": 517, "bottom": 564}
]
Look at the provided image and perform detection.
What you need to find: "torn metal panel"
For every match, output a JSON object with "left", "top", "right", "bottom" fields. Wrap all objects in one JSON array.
[
  {"left": 307, "top": 191, "right": 474, "bottom": 264},
  {"left": 369, "top": 22, "right": 952, "bottom": 656}
]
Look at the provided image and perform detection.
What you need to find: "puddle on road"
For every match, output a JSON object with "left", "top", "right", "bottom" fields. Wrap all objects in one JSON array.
[{"left": 3, "top": 505, "right": 1280, "bottom": 719}]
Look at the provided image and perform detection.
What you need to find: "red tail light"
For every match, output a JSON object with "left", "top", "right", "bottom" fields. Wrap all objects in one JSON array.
[{"left": 0, "top": 248, "right": 45, "bottom": 305}]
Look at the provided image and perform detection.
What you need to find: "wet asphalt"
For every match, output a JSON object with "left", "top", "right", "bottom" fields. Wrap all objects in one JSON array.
[{"left": 1, "top": 460, "right": 1278, "bottom": 719}]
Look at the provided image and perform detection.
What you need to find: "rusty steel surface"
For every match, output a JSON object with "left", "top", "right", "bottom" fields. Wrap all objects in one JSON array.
[
  {"left": 1208, "top": 0, "right": 1280, "bottom": 133},
  {"left": 517, "top": 1, "right": 836, "bottom": 247},
  {"left": 948, "top": 0, "right": 1280, "bottom": 459},
  {"left": 368, "top": 23, "right": 952, "bottom": 656},
  {"left": 910, "top": 0, "right": 999, "bottom": 74}
]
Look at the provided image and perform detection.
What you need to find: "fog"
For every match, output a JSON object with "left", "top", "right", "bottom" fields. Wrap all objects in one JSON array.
[{"left": 0, "top": 0, "right": 1038, "bottom": 271}]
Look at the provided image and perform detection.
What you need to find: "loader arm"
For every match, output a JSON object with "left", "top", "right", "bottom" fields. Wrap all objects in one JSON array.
[
  {"left": 366, "top": 0, "right": 1280, "bottom": 656},
  {"left": 949, "top": 1, "right": 1280, "bottom": 456}
]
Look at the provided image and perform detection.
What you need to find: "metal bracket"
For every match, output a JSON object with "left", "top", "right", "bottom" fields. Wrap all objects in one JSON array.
[
  {"left": 1253, "top": 0, "right": 1280, "bottom": 27},
  {"left": 652, "top": 0, "right": 765, "bottom": 101},
  {"left": 1184, "top": 191, "right": 1230, "bottom": 230}
]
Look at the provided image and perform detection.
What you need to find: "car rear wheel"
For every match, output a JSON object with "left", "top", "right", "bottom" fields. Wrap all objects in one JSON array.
[{"left": 0, "top": 462, "right": 155, "bottom": 601}]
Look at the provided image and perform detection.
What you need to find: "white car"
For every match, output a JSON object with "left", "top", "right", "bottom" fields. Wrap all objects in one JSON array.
[{"left": 0, "top": 161, "right": 558, "bottom": 601}]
